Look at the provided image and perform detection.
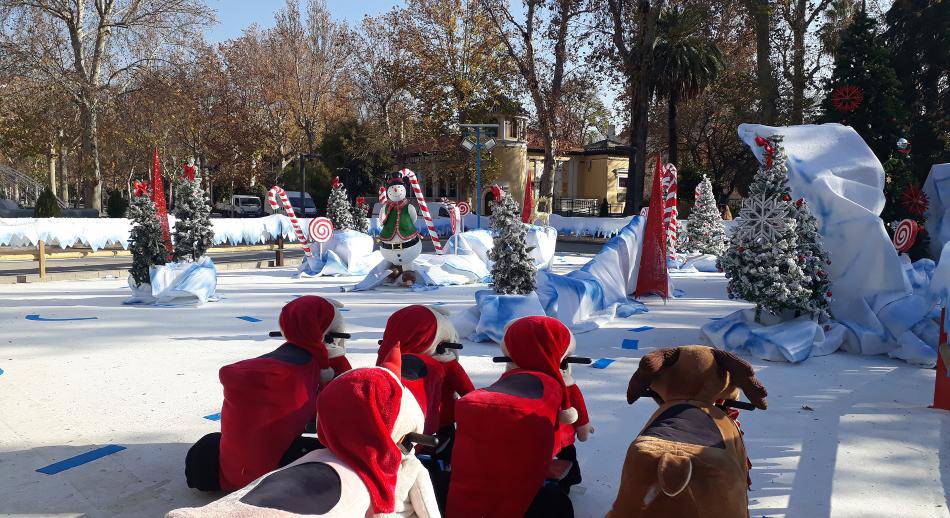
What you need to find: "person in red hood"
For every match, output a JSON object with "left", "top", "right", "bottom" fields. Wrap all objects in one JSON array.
[
  {"left": 184, "top": 296, "right": 352, "bottom": 492},
  {"left": 447, "top": 316, "right": 581, "bottom": 518},
  {"left": 168, "top": 345, "right": 440, "bottom": 518},
  {"left": 377, "top": 305, "right": 473, "bottom": 446}
]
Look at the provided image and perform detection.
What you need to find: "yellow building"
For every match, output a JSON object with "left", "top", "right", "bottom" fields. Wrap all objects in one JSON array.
[{"left": 528, "top": 136, "right": 633, "bottom": 215}]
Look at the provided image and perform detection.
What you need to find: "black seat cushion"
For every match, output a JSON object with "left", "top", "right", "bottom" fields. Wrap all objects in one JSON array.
[
  {"left": 240, "top": 462, "right": 342, "bottom": 514},
  {"left": 640, "top": 404, "right": 725, "bottom": 449},
  {"left": 485, "top": 373, "right": 544, "bottom": 399},
  {"left": 259, "top": 343, "right": 312, "bottom": 365}
]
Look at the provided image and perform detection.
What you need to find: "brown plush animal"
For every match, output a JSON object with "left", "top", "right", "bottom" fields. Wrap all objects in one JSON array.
[{"left": 607, "top": 345, "right": 768, "bottom": 518}]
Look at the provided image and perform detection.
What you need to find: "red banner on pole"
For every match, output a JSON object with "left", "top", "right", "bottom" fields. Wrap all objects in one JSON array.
[
  {"left": 934, "top": 307, "right": 950, "bottom": 411},
  {"left": 151, "top": 148, "right": 173, "bottom": 257},
  {"left": 522, "top": 166, "right": 535, "bottom": 223},
  {"left": 635, "top": 156, "right": 670, "bottom": 299}
]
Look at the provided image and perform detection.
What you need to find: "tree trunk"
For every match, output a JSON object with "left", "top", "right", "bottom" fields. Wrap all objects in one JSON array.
[
  {"left": 624, "top": 77, "right": 651, "bottom": 216},
  {"left": 80, "top": 103, "right": 103, "bottom": 213},
  {"left": 667, "top": 89, "right": 679, "bottom": 167},
  {"left": 746, "top": 0, "right": 779, "bottom": 124},
  {"left": 538, "top": 127, "right": 557, "bottom": 201},
  {"left": 790, "top": 0, "right": 806, "bottom": 124},
  {"left": 59, "top": 142, "right": 69, "bottom": 205},
  {"left": 47, "top": 142, "right": 58, "bottom": 196}
]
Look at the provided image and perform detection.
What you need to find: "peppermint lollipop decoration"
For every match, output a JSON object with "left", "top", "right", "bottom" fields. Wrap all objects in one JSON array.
[{"left": 892, "top": 219, "right": 919, "bottom": 253}]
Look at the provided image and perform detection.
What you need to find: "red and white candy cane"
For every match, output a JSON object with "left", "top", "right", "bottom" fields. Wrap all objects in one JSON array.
[
  {"left": 399, "top": 168, "right": 443, "bottom": 254},
  {"left": 268, "top": 186, "right": 313, "bottom": 258},
  {"left": 377, "top": 186, "right": 388, "bottom": 226},
  {"left": 662, "top": 163, "right": 678, "bottom": 258}
]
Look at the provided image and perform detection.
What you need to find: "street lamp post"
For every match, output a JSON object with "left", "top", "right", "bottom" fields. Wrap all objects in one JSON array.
[
  {"left": 297, "top": 153, "right": 319, "bottom": 215},
  {"left": 459, "top": 123, "right": 498, "bottom": 229}
]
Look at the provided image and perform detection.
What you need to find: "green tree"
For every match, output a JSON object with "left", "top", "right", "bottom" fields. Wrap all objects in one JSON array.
[
  {"left": 820, "top": 8, "right": 904, "bottom": 162},
  {"left": 128, "top": 193, "right": 168, "bottom": 287},
  {"left": 33, "top": 187, "right": 61, "bottom": 217},
  {"left": 172, "top": 178, "right": 215, "bottom": 262},
  {"left": 107, "top": 190, "right": 129, "bottom": 218},
  {"left": 652, "top": 6, "right": 724, "bottom": 167},
  {"left": 884, "top": 0, "right": 950, "bottom": 182}
]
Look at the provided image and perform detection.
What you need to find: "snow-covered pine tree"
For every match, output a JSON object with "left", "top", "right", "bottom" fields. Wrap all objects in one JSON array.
[
  {"left": 128, "top": 185, "right": 168, "bottom": 286},
  {"left": 686, "top": 175, "right": 727, "bottom": 255},
  {"left": 720, "top": 135, "right": 811, "bottom": 322},
  {"left": 350, "top": 197, "right": 369, "bottom": 233},
  {"left": 489, "top": 191, "right": 536, "bottom": 295},
  {"left": 326, "top": 177, "right": 355, "bottom": 231},
  {"left": 791, "top": 196, "right": 832, "bottom": 319},
  {"left": 172, "top": 177, "right": 215, "bottom": 262}
]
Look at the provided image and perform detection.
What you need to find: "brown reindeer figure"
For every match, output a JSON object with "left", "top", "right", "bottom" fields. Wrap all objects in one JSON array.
[{"left": 607, "top": 345, "right": 768, "bottom": 518}]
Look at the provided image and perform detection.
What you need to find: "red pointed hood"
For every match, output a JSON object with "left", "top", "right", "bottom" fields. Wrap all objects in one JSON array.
[
  {"left": 378, "top": 305, "right": 438, "bottom": 360},
  {"left": 318, "top": 346, "right": 423, "bottom": 515},
  {"left": 278, "top": 296, "right": 335, "bottom": 372},
  {"left": 502, "top": 316, "right": 578, "bottom": 424}
]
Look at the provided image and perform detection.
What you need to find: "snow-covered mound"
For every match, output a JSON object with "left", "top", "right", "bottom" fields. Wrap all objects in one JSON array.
[
  {"left": 707, "top": 124, "right": 938, "bottom": 366},
  {"left": 923, "top": 163, "right": 950, "bottom": 257},
  {"left": 455, "top": 216, "right": 649, "bottom": 342},
  {"left": 298, "top": 230, "right": 381, "bottom": 277},
  {"left": 125, "top": 257, "right": 218, "bottom": 306}
]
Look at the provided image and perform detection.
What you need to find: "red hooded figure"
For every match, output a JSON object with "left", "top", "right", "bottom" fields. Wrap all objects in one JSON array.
[
  {"left": 377, "top": 304, "right": 474, "bottom": 435},
  {"left": 168, "top": 350, "right": 440, "bottom": 518},
  {"left": 184, "top": 296, "right": 351, "bottom": 492},
  {"left": 446, "top": 316, "right": 578, "bottom": 518}
]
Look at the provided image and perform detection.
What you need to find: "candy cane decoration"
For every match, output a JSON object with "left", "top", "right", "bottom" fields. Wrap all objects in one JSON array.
[
  {"left": 399, "top": 168, "right": 443, "bottom": 254},
  {"left": 268, "top": 186, "right": 313, "bottom": 258},
  {"left": 662, "top": 163, "right": 678, "bottom": 258},
  {"left": 377, "top": 186, "right": 388, "bottom": 226}
]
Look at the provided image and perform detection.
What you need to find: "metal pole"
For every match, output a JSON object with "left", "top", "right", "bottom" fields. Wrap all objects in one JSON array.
[
  {"left": 475, "top": 127, "right": 482, "bottom": 229},
  {"left": 298, "top": 154, "right": 306, "bottom": 215}
]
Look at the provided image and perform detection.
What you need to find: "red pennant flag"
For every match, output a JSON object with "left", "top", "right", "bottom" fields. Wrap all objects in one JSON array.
[
  {"left": 521, "top": 166, "right": 535, "bottom": 223},
  {"left": 934, "top": 308, "right": 950, "bottom": 411},
  {"left": 151, "top": 148, "right": 174, "bottom": 258},
  {"left": 635, "top": 156, "right": 669, "bottom": 299}
]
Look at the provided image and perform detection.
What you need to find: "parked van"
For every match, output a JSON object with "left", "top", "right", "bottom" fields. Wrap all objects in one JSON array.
[{"left": 266, "top": 191, "right": 317, "bottom": 217}]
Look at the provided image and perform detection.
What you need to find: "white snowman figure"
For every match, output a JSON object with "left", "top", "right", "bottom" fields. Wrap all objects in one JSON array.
[{"left": 378, "top": 173, "right": 423, "bottom": 285}]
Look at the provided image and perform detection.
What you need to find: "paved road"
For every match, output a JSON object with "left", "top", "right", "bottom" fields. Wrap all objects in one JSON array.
[{"left": 0, "top": 239, "right": 604, "bottom": 277}]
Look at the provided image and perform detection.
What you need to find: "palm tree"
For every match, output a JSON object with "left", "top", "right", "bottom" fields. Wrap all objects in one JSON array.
[{"left": 653, "top": 7, "right": 725, "bottom": 166}]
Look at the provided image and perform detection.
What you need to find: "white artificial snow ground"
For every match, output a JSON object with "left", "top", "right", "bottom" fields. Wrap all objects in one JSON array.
[{"left": 1, "top": 256, "right": 948, "bottom": 518}]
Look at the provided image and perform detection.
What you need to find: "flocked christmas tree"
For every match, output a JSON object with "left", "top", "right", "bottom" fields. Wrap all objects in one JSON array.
[
  {"left": 326, "top": 177, "right": 355, "bottom": 231},
  {"left": 128, "top": 182, "right": 168, "bottom": 286},
  {"left": 790, "top": 196, "right": 832, "bottom": 319},
  {"left": 350, "top": 196, "right": 370, "bottom": 233},
  {"left": 720, "top": 135, "right": 823, "bottom": 322},
  {"left": 685, "top": 175, "right": 727, "bottom": 255},
  {"left": 489, "top": 190, "right": 536, "bottom": 295},
  {"left": 172, "top": 177, "right": 215, "bottom": 262}
]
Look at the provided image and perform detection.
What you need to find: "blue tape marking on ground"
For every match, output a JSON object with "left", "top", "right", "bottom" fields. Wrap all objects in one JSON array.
[
  {"left": 622, "top": 339, "right": 639, "bottom": 350},
  {"left": 25, "top": 314, "right": 98, "bottom": 322},
  {"left": 339, "top": 308, "right": 350, "bottom": 312},
  {"left": 204, "top": 413, "right": 221, "bottom": 421},
  {"left": 36, "top": 445, "right": 126, "bottom": 475},
  {"left": 628, "top": 326, "right": 654, "bottom": 333},
  {"left": 236, "top": 316, "right": 262, "bottom": 323},
  {"left": 673, "top": 289, "right": 686, "bottom": 297},
  {"left": 0, "top": 368, "right": 3, "bottom": 376},
  {"left": 591, "top": 358, "right": 615, "bottom": 369},
  {"left": 433, "top": 302, "right": 447, "bottom": 306}
]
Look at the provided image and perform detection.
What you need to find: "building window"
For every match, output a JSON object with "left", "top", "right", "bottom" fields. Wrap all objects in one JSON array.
[
  {"left": 424, "top": 175, "right": 433, "bottom": 198},
  {"left": 617, "top": 192, "right": 625, "bottom": 203},
  {"left": 448, "top": 181, "right": 458, "bottom": 199},
  {"left": 616, "top": 169, "right": 629, "bottom": 188}
]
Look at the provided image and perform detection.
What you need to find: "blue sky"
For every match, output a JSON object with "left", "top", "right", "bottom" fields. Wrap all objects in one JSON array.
[{"left": 206, "top": 0, "right": 400, "bottom": 42}]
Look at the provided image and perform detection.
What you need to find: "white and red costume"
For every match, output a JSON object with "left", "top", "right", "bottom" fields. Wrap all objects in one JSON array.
[
  {"left": 378, "top": 305, "right": 474, "bottom": 435},
  {"left": 446, "top": 316, "right": 580, "bottom": 518},
  {"left": 169, "top": 347, "right": 440, "bottom": 517},
  {"left": 184, "top": 296, "right": 351, "bottom": 492}
]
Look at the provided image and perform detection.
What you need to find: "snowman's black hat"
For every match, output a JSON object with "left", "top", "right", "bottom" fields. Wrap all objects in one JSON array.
[{"left": 387, "top": 172, "right": 405, "bottom": 187}]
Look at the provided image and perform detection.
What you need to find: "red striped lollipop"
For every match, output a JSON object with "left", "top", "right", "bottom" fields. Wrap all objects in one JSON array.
[
  {"left": 308, "top": 217, "right": 334, "bottom": 243},
  {"left": 892, "top": 219, "right": 918, "bottom": 253}
]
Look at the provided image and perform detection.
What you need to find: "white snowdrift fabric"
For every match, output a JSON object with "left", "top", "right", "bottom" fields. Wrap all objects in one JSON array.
[
  {"left": 454, "top": 216, "right": 649, "bottom": 342},
  {"left": 923, "top": 163, "right": 950, "bottom": 258},
  {"left": 298, "top": 231, "right": 380, "bottom": 277},
  {"left": 125, "top": 257, "right": 218, "bottom": 306},
  {"left": 707, "top": 123, "right": 938, "bottom": 366}
]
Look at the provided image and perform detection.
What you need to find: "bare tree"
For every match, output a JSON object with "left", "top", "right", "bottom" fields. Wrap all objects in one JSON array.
[
  {"left": 269, "top": 0, "right": 352, "bottom": 154},
  {"left": 741, "top": 0, "right": 780, "bottom": 125},
  {"left": 480, "top": 0, "right": 591, "bottom": 201},
  {"left": 776, "top": 0, "right": 836, "bottom": 124},
  {"left": 0, "top": 0, "right": 214, "bottom": 212}
]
